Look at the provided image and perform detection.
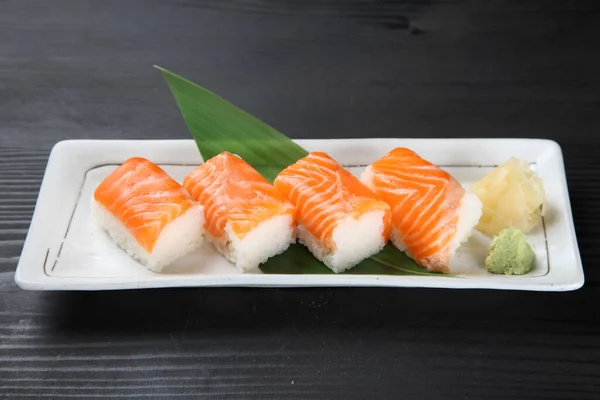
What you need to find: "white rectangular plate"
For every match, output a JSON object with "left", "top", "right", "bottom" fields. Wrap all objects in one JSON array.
[{"left": 15, "top": 138, "right": 583, "bottom": 291}]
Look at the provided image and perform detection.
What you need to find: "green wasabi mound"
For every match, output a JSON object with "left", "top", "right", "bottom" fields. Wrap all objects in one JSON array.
[{"left": 485, "top": 228, "right": 535, "bottom": 275}]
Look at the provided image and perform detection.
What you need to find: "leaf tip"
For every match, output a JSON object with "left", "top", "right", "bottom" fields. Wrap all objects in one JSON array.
[{"left": 153, "top": 65, "right": 169, "bottom": 74}]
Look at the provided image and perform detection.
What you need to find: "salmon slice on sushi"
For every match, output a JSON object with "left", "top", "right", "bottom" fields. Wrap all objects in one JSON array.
[
  {"left": 360, "top": 147, "right": 482, "bottom": 273},
  {"left": 183, "top": 152, "right": 296, "bottom": 272},
  {"left": 92, "top": 157, "right": 205, "bottom": 273},
  {"left": 274, "top": 152, "right": 391, "bottom": 274}
]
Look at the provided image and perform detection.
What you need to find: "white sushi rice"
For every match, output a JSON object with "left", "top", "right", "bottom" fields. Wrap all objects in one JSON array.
[
  {"left": 298, "top": 210, "right": 388, "bottom": 274},
  {"left": 91, "top": 199, "right": 205, "bottom": 273},
  {"left": 447, "top": 191, "right": 482, "bottom": 259},
  {"left": 208, "top": 214, "right": 296, "bottom": 272}
]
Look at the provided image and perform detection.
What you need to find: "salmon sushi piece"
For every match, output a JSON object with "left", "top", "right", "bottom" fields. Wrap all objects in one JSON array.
[
  {"left": 92, "top": 157, "right": 205, "bottom": 272},
  {"left": 273, "top": 152, "right": 391, "bottom": 273},
  {"left": 183, "top": 152, "right": 296, "bottom": 272},
  {"left": 360, "top": 148, "right": 482, "bottom": 273}
]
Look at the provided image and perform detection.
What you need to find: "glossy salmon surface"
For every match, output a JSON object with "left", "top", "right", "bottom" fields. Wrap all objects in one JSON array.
[
  {"left": 183, "top": 152, "right": 296, "bottom": 240},
  {"left": 361, "top": 147, "right": 469, "bottom": 272},
  {"left": 274, "top": 152, "right": 391, "bottom": 248},
  {"left": 94, "top": 157, "right": 198, "bottom": 253}
]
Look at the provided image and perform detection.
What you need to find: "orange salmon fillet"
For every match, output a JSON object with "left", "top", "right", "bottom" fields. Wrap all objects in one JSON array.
[
  {"left": 182, "top": 152, "right": 296, "bottom": 240},
  {"left": 273, "top": 152, "right": 391, "bottom": 248},
  {"left": 93, "top": 157, "right": 198, "bottom": 253},
  {"left": 361, "top": 148, "right": 470, "bottom": 272}
]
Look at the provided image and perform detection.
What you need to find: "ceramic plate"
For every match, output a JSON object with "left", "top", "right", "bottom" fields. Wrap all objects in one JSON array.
[{"left": 14, "top": 138, "right": 583, "bottom": 291}]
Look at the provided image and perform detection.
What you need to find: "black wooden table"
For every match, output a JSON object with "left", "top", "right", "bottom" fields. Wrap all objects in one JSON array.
[{"left": 1, "top": 1, "right": 599, "bottom": 399}]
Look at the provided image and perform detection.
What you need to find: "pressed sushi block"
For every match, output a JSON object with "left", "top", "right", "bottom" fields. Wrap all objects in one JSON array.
[
  {"left": 183, "top": 152, "right": 296, "bottom": 272},
  {"left": 274, "top": 152, "right": 391, "bottom": 273},
  {"left": 360, "top": 147, "right": 482, "bottom": 273},
  {"left": 92, "top": 157, "right": 205, "bottom": 273}
]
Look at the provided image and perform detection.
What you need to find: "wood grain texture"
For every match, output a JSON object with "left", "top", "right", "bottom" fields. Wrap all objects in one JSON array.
[{"left": 1, "top": 0, "right": 600, "bottom": 398}]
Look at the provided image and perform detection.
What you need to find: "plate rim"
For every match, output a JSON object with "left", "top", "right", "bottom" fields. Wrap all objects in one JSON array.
[{"left": 14, "top": 138, "right": 585, "bottom": 292}]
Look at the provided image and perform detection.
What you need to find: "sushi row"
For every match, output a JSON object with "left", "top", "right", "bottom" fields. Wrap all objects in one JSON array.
[{"left": 92, "top": 148, "right": 482, "bottom": 274}]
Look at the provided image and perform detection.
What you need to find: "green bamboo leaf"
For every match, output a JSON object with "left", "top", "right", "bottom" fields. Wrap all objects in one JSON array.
[
  {"left": 155, "top": 65, "right": 308, "bottom": 181},
  {"left": 157, "top": 65, "right": 451, "bottom": 278},
  {"left": 259, "top": 243, "right": 449, "bottom": 276}
]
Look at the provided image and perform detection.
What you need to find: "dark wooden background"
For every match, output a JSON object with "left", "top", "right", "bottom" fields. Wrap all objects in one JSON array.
[{"left": 1, "top": 0, "right": 599, "bottom": 398}]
